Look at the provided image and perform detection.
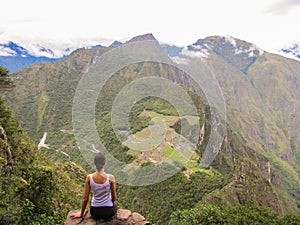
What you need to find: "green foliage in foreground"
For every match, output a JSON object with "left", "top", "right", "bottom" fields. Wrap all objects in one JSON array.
[
  {"left": 169, "top": 203, "right": 300, "bottom": 225},
  {"left": 0, "top": 97, "right": 85, "bottom": 225}
]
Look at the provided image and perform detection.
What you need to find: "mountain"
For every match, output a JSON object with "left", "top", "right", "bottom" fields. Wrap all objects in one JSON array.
[
  {"left": 109, "top": 40, "right": 123, "bottom": 47},
  {"left": 1, "top": 65, "right": 150, "bottom": 224},
  {"left": 2, "top": 33, "right": 300, "bottom": 224},
  {"left": 0, "top": 41, "right": 64, "bottom": 73},
  {"left": 160, "top": 44, "right": 183, "bottom": 57},
  {"left": 184, "top": 35, "right": 300, "bottom": 188},
  {"left": 0, "top": 40, "right": 108, "bottom": 73},
  {"left": 279, "top": 42, "right": 300, "bottom": 61}
]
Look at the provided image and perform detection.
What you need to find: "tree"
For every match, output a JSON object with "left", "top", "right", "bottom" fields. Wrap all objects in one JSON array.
[{"left": 0, "top": 66, "right": 13, "bottom": 88}]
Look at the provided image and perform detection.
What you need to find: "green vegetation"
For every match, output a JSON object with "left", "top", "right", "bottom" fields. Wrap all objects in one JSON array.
[
  {"left": 169, "top": 203, "right": 300, "bottom": 225},
  {"left": 36, "top": 91, "right": 49, "bottom": 133},
  {"left": 0, "top": 66, "right": 85, "bottom": 224},
  {"left": 0, "top": 66, "right": 14, "bottom": 88},
  {"left": 2, "top": 41, "right": 300, "bottom": 225},
  {"left": 118, "top": 171, "right": 231, "bottom": 224},
  {"left": 0, "top": 98, "right": 85, "bottom": 224},
  {"left": 99, "top": 89, "right": 290, "bottom": 224}
]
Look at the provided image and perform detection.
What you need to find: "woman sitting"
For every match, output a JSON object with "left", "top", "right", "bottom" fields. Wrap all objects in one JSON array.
[{"left": 70, "top": 152, "right": 117, "bottom": 220}]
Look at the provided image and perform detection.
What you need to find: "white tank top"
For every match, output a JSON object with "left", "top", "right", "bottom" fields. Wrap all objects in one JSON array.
[{"left": 90, "top": 173, "right": 113, "bottom": 207}]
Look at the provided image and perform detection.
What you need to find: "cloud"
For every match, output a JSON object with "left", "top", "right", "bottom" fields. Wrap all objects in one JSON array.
[
  {"left": 181, "top": 46, "right": 210, "bottom": 59},
  {"left": 267, "top": 0, "right": 300, "bottom": 14},
  {"left": 170, "top": 56, "right": 189, "bottom": 65},
  {"left": 0, "top": 46, "right": 16, "bottom": 56},
  {"left": 0, "top": 32, "right": 114, "bottom": 58},
  {"left": 0, "top": 26, "right": 5, "bottom": 35}
]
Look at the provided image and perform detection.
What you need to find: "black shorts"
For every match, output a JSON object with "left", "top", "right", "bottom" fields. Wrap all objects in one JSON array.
[{"left": 90, "top": 202, "right": 118, "bottom": 220}]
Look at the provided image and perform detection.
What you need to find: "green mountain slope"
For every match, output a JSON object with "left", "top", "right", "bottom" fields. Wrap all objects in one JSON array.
[{"left": 194, "top": 37, "right": 300, "bottom": 209}]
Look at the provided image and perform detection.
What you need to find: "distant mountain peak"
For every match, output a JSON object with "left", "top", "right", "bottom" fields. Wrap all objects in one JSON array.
[
  {"left": 279, "top": 42, "right": 300, "bottom": 61},
  {"left": 109, "top": 40, "right": 123, "bottom": 47},
  {"left": 194, "top": 35, "right": 264, "bottom": 73},
  {"left": 195, "top": 35, "right": 264, "bottom": 57},
  {"left": 85, "top": 44, "right": 105, "bottom": 49},
  {"left": 126, "top": 33, "right": 158, "bottom": 43},
  {"left": 0, "top": 41, "right": 29, "bottom": 57},
  {"left": 0, "top": 39, "right": 108, "bottom": 73}
]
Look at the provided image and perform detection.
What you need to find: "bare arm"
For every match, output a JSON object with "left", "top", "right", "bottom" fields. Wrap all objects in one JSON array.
[
  {"left": 70, "top": 175, "right": 91, "bottom": 218},
  {"left": 110, "top": 175, "right": 117, "bottom": 202}
]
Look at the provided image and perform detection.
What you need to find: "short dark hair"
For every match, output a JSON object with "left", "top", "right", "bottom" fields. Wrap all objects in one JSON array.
[{"left": 94, "top": 152, "right": 106, "bottom": 171}]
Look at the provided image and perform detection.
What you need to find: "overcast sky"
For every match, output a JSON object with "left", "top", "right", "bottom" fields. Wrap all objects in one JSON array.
[{"left": 1, "top": 0, "right": 300, "bottom": 52}]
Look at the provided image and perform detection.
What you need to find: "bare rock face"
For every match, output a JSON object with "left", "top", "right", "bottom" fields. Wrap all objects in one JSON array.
[{"left": 65, "top": 209, "right": 150, "bottom": 225}]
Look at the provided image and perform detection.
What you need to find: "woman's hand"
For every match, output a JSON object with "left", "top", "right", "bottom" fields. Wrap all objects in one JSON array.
[{"left": 70, "top": 211, "right": 81, "bottom": 218}]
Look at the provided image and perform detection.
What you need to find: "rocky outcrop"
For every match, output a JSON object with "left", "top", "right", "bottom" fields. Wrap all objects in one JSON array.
[
  {"left": 65, "top": 209, "right": 150, "bottom": 225},
  {"left": 256, "top": 159, "right": 282, "bottom": 185}
]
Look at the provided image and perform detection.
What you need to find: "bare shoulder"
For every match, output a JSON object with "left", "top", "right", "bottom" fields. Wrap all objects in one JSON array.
[
  {"left": 109, "top": 174, "right": 116, "bottom": 183},
  {"left": 86, "top": 174, "right": 90, "bottom": 183}
]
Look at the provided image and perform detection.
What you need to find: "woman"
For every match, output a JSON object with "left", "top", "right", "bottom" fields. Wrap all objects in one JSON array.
[{"left": 70, "top": 152, "right": 117, "bottom": 220}]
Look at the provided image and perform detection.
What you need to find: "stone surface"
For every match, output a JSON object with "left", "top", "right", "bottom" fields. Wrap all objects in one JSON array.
[
  {"left": 131, "top": 213, "right": 145, "bottom": 222},
  {"left": 65, "top": 209, "right": 150, "bottom": 225},
  {"left": 117, "top": 209, "right": 131, "bottom": 220}
]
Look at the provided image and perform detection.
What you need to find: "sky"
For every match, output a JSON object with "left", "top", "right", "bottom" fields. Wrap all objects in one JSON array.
[{"left": 1, "top": 0, "right": 300, "bottom": 53}]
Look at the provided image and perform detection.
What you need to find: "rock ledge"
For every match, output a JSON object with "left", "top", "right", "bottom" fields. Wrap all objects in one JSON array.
[{"left": 65, "top": 209, "right": 150, "bottom": 225}]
